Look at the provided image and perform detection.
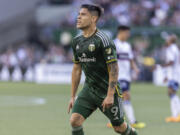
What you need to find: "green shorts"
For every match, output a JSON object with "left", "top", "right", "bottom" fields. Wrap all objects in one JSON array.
[{"left": 72, "top": 87, "right": 124, "bottom": 126}]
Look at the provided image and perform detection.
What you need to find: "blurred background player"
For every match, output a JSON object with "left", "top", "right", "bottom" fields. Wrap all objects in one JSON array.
[
  {"left": 107, "top": 26, "right": 146, "bottom": 129},
  {"left": 157, "top": 34, "right": 180, "bottom": 122}
]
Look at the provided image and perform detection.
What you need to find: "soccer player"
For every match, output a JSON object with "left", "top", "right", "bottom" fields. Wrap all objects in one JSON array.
[
  {"left": 159, "top": 34, "right": 180, "bottom": 122},
  {"left": 107, "top": 26, "right": 145, "bottom": 129},
  {"left": 68, "top": 4, "right": 137, "bottom": 135}
]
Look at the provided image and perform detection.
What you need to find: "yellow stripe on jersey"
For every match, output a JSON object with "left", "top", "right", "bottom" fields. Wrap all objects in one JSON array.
[
  {"left": 115, "top": 86, "right": 123, "bottom": 98},
  {"left": 106, "top": 59, "right": 117, "bottom": 64}
]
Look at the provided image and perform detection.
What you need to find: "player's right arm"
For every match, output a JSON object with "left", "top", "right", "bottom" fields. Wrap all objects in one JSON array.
[
  {"left": 68, "top": 63, "right": 82, "bottom": 113},
  {"left": 68, "top": 39, "right": 82, "bottom": 113},
  {"left": 71, "top": 63, "right": 82, "bottom": 98}
]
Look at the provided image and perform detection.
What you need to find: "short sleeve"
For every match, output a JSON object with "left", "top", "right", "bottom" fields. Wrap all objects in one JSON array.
[
  {"left": 102, "top": 39, "right": 117, "bottom": 64},
  {"left": 71, "top": 39, "right": 79, "bottom": 64}
]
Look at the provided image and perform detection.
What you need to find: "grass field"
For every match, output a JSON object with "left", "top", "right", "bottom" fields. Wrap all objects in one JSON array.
[{"left": 0, "top": 82, "right": 180, "bottom": 135}]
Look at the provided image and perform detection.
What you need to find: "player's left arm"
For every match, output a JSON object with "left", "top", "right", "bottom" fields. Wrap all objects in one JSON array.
[
  {"left": 102, "top": 62, "right": 119, "bottom": 111},
  {"left": 107, "top": 62, "right": 119, "bottom": 97},
  {"left": 101, "top": 37, "right": 118, "bottom": 111}
]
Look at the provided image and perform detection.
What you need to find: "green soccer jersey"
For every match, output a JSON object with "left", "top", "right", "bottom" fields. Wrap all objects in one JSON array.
[{"left": 72, "top": 29, "right": 121, "bottom": 98}]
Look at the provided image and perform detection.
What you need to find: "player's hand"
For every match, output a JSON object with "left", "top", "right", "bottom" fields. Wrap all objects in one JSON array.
[
  {"left": 102, "top": 95, "right": 114, "bottom": 112},
  {"left": 68, "top": 97, "right": 75, "bottom": 114},
  {"left": 135, "top": 68, "right": 140, "bottom": 76},
  {"left": 134, "top": 68, "right": 140, "bottom": 80}
]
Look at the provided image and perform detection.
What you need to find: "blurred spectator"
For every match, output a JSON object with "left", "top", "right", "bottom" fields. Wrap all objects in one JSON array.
[
  {"left": 57, "top": 0, "right": 180, "bottom": 27},
  {"left": 1, "top": 0, "right": 180, "bottom": 82}
]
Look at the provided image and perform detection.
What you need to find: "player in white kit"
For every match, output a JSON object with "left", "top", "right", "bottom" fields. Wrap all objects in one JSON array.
[
  {"left": 107, "top": 26, "right": 145, "bottom": 128},
  {"left": 160, "top": 35, "right": 180, "bottom": 122}
]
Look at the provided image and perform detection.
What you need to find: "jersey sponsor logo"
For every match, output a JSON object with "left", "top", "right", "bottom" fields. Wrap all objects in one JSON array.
[
  {"left": 105, "top": 48, "right": 112, "bottom": 54},
  {"left": 88, "top": 44, "right": 95, "bottom": 52},
  {"left": 78, "top": 57, "right": 96, "bottom": 62},
  {"left": 78, "top": 53, "right": 96, "bottom": 62}
]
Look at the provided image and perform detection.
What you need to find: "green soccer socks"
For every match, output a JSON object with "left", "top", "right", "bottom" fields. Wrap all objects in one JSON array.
[
  {"left": 72, "top": 126, "right": 84, "bottom": 135},
  {"left": 121, "top": 124, "right": 137, "bottom": 135}
]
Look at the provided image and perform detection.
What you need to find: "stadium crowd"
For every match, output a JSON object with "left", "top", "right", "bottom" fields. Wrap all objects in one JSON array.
[
  {"left": 1, "top": 0, "right": 180, "bottom": 81},
  {"left": 0, "top": 42, "right": 72, "bottom": 68},
  {"left": 0, "top": 42, "right": 73, "bottom": 80},
  {"left": 2, "top": 0, "right": 180, "bottom": 66},
  {"left": 63, "top": 0, "right": 180, "bottom": 27}
]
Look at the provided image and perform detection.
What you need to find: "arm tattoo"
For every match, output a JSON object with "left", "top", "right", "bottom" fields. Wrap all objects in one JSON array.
[
  {"left": 110, "top": 63, "right": 118, "bottom": 77},
  {"left": 109, "top": 62, "right": 118, "bottom": 78},
  {"left": 110, "top": 81, "right": 117, "bottom": 89},
  {"left": 108, "top": 62, "right": 118, "bottom": 89}
]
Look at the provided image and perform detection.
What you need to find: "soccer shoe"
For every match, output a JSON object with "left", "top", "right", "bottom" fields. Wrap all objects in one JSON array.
[
  {"left": 106, "top": 122, "right": 113, "bottom": 128},
  {"left": 131, "top": 121, "right": 146, "bottom": 129},
  {"left": 165, "top": 116, "right": 180, "bottom": 122}
]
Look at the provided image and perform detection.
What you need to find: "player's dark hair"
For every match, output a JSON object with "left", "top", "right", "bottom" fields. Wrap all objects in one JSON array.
[
  {"left": 118, "top": 25, "right": 130, "bottom": 31},
  {"left": 81, "top": 4, "right": 104, "bottom": 18}
]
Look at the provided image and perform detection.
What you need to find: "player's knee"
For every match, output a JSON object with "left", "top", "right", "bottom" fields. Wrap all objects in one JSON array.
[
  {"left": 70, "top": 114, "right": 83, "bottom": 127},
  {"left": 70, "top": 117, "right": 81, "bottom": 127}
]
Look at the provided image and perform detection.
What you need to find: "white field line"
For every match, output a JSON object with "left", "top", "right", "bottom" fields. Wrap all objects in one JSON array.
[{"left": 0, "top": 96, "right": 46, "bottom": 106}]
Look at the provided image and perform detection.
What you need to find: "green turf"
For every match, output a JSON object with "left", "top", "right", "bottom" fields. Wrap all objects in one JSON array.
[{"left": 0, "top": 82, "right": 180, "bottom": 135}]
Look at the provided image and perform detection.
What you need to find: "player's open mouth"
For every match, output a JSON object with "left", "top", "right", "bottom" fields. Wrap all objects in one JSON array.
[
  {"left": 77, "top": 22, "right": 81, "bottom": 25},
  {"left": 77, "top": 20, "right": 81, "bottom": 24}
]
